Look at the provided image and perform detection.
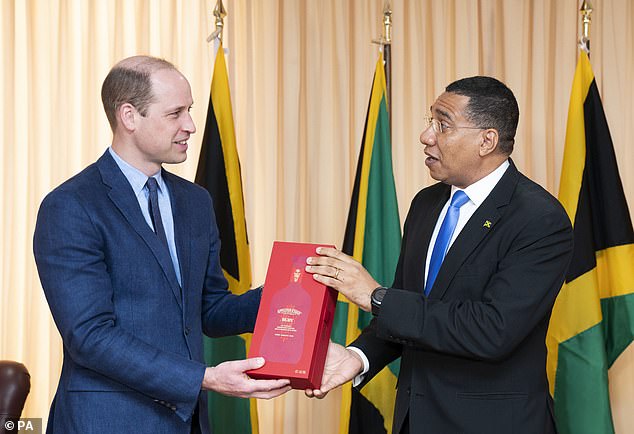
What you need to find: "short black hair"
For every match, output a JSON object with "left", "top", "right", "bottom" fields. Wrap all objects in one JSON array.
[{"left": 446, "top": 76, "right": 519, "bottom": 154}]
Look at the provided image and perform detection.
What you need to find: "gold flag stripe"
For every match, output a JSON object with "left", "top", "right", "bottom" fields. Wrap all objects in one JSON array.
[
  {"left": 212, "top": 46, "right": 252, "bottom": 295},
  {"left": 557, "top": 52, "right": 593, "bottom": 222}
]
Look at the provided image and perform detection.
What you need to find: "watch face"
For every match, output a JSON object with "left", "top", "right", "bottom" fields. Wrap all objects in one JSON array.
[
  {"left": 371, "top": 288, "right": 386, "bottom": 316},
  {"left": 376, "top": 288, "right": 386, "bottom": 303},
  {"left": 372, "top": 288, "right": 386, "bottom": 304}
]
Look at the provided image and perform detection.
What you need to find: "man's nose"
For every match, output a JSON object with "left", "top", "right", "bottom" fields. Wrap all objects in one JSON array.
[
  {"left": 420, "top": 125, "right": 435, "bottom": 146},
  {"left": 183, "top": 112, "right": 196, "bottom": 134}
]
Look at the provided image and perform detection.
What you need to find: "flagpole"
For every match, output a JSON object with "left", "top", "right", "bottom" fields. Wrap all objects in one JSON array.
[
  {"left": 207, "top": 0, "right": 227, "bottom": 43},
  {"left": 373, "top": 1, "right": 392, "bottom": 129},
  {"left": 579, "top": 0, "right": 592, "bottom": 55},
  {"left": 201, "top": 4, "right": 261, "bottom": 433}
]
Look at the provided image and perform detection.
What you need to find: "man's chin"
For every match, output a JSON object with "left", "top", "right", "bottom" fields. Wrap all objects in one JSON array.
[
  {"left": 426, "top": 167, "right": 443, "bottom": 182},
  {"left": 164, "top": 153, "right": 188, "bottom": 165}
]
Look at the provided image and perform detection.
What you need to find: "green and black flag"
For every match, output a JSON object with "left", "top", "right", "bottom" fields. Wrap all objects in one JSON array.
[
  {"left": 546, "top": 50, "right": 634, "bottom": 434},
  {"left": 195, "top": 43, "right": 259, "bottom": 434},
  {"left": 333, "top": 53, "right": 402, "bottom": 434}
]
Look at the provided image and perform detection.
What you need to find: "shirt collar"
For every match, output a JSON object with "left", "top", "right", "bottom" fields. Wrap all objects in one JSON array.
[
  {"left": 108, "top": 147, "right": 165, "bottom": 195},
  {"left": 451, "top": 159, "right": 510, "bottom": 206}
]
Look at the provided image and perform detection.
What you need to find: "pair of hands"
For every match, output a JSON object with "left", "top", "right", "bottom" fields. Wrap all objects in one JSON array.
[
  {"left": 203, "top": 247, "right": 373, "bottom": 399},
  {"left": 202, "top": 341, "right": 364, "bottom": 400},
  {"left": 305, "top": 246, "right": 378, "bottom": 312},
  {"left": 303, "top": 247, "right": 375, "bottom": 397}
]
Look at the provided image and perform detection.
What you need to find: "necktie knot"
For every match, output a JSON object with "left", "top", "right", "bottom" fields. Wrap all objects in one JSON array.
[
  {"left": 450, "top": 190, "right": 469, "bottom": 209},
  {"left": 147, "top": 176, "right": 159, "bottom": 194}
]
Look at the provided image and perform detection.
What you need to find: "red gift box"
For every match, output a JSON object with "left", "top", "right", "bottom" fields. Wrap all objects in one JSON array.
[{"left": 247, "top": 241, "right": 338, "bottom": 389}]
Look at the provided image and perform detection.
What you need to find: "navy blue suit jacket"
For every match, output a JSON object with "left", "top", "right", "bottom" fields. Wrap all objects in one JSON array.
[
  {"left": 353, "top": 161, "right": 573, "bottom": 433},
  {"left": 34, "top": 150, "right": 261, "bottom": 434}
]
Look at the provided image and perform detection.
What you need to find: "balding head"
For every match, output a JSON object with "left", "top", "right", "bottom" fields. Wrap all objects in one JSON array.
[{"left": 101, "top": 56, "right": 178, "bottom": 131}]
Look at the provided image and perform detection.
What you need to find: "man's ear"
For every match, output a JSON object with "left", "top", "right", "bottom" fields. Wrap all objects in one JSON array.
[
  {"left": 118, "top": 103, "right": 137, "bottom": 132},
  {"left": 479, "top": 129, "right": 499, "bottom": 156}
]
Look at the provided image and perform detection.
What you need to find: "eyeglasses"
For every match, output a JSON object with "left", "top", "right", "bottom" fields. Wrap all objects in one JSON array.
[{"left": 424, "top": 116, "right": 487, "bottom": 135}]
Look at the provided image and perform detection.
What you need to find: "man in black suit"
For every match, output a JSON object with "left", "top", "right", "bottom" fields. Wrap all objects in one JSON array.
[{"left": 306, "top": 76, "right": 573, "bottom": 433}]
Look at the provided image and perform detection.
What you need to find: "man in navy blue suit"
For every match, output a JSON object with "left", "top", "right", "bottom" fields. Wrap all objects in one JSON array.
[{"left": 34, "top": 56, "right": 290, "bottom": 434}]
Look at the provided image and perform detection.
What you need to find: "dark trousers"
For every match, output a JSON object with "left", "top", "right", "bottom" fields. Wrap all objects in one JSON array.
[
  {"left": 190, "top": 407, "right": 201, "bottom": 434},
  {"left": 400, "top": 412, "right": 410, "bottom": 434}
]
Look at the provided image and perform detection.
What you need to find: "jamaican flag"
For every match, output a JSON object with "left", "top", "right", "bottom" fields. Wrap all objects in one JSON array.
[
  {"left": 332, "top": 53, "right": 402, "bottom": 434},
  {"left": 195, "top": 42, "right": 259, "bottom": 434},
  {"left": 546, "top": 50, "right": 634, "bottom": 434}
]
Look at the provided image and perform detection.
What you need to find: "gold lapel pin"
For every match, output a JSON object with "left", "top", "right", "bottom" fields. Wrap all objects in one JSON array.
[{"left": 483, "top": 220, "right": 492, "bottom": 228}]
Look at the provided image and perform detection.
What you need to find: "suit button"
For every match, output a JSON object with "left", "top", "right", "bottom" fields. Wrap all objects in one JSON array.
[
  {"left": 406, "top": 388, "right": 411, "bottom": 395},
  {"left": 171, "top": 405, "right": 177, "bottom": 411},
  {"left": 185, "top": 327, "right": 191, "bottom": 335}
]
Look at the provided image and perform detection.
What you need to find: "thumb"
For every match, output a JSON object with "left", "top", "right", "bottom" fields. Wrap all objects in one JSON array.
[{"left": 238, "top": 357, "right": 265, "bottom": 371}]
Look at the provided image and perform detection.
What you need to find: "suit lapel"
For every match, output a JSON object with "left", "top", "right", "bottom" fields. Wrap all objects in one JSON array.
[
  {"left": 429, "top": 161, "right": 520, "bottom": 300},
  {"left": 413, "top": 185, "right": 451, "bottom": 291},
  {"left": 97, "top": 151, "right": 183, "bottom": 308}
]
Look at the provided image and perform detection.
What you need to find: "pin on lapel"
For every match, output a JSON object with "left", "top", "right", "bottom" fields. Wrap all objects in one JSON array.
[{"left": 483, "top": 220, "right": 492, "bottom": 228}]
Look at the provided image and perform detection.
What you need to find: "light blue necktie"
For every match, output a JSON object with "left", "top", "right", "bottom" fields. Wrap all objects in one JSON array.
[{"left": 425, "top": 190, "right": 470, "bottom": 296}]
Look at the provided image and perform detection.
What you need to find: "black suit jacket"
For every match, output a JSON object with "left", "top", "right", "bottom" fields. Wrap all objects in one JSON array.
[{"left": 353, "top": 161, "right": 573, "bottom": 434}]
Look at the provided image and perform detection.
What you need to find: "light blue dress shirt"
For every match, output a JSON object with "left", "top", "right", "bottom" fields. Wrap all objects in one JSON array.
[{"left": 108, "top": 147, "right": 182, "bottom": 286}]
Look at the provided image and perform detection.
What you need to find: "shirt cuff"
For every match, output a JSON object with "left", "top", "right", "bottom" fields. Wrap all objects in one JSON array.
[{"left": 347, "top": 346, "right": 369, "bottom": 387}]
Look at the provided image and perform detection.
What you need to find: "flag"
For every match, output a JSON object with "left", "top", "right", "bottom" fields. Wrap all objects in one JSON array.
[
  {"left": 195, "top": 42, "right": 258, "bottom": 434},
  {"left": 333, "top": 53, "right": 402, "bottom": 434},
  {"left": 546, "top": 50, "right": 634, "bottom": 434}
]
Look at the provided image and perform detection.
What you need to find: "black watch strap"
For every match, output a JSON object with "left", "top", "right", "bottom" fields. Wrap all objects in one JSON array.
[{"left": 371, "top": 287, "right": 387, "bottom": 316}]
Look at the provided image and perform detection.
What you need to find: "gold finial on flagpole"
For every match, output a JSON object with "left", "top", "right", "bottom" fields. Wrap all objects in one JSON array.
[
  {"left": 372, "top": 1, "right": 392, "bottom": 46},
  {"left": 579, "top": 0, "right": 593, "bottom": 53},
  {"left": 371, "top": 1, "right": 393, "bottom": 124},
  {"left": 207, "top": 0, "right": 227, "bottom": 43}
]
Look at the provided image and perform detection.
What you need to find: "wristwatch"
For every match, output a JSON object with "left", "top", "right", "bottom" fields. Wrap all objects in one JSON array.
[{"left": 370, "top": 287, "right": 387, "bottom": 316}]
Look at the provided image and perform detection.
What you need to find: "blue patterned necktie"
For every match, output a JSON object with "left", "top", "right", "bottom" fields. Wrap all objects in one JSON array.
[
  {"left": 146, "top": 177, "right": 169, "bottom": 249},
  {"left": 425, "top": 190, "right": 470, "bottom": 296}
]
